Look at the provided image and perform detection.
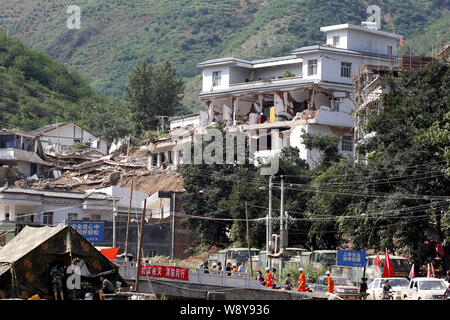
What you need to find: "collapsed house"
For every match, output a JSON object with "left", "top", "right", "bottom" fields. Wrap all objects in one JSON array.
[
  {"left": 0, "top": 224, "right": 124, "bottom": 299},
  {"left": 148, "top": 22, "right": 404, "bottom": 169},
  {"left": 32, "top": 121, "right": 108, "bottom": 161},
  {"left": 0, "top": 128, "right": 53, "bottom": 181}
]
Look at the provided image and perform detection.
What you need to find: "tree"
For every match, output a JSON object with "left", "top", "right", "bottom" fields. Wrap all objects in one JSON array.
[
  {"left": 124, "top": 60, "right": 184, "bottom": 136},
  {"left": 336, "top": 60, "right": 450, "bottom": 273}
]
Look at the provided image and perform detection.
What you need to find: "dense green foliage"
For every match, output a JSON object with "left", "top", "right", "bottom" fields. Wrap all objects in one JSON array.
[
  {"left": 0, "top": 32, "right": 130, "bottom": 142},
  {"left": 124, "top": 60, "right": 184, "bottom": 135},
  {"left": 0, "top": 0, "right": 448, "bottom": 113}
]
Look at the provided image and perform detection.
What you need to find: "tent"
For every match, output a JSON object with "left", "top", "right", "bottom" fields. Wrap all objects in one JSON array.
[{"left": 0, "top": 224, "right": 125, "bottom": 299}]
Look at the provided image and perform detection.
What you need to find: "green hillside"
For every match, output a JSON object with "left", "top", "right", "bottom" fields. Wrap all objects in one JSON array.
[
  {"left": 0, "top": 32, "right": 129, "bottom": 142},
  {"left": 0, "top": 0, "right": 449, "bottom": 114}
]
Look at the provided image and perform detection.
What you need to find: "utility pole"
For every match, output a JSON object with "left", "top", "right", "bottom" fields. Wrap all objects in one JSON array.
[
  {"left": 267, "top": 175, "right": 273, "bottom": 268},
  {"left": 134, "top": 199, "right": 146, "bottom": 292},
  {"left": 112, "top": 196, "right": 117, "bottom": 248},
  {"left": 124, "top": 177, "right": 134, "bottom": 264},
  {"left": 279, "top": 175, "right": 285, "bottom": 275},
  {"left": 171, "top": 192, "right": 176, "bottom": 260},
  {"left": 245, "top": 202, "right": 253, "bottom": 277}
]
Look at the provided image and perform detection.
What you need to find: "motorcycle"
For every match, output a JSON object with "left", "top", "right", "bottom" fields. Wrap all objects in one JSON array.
[{"left": 381, "top": 290, "right": 393, "bottom": 300}]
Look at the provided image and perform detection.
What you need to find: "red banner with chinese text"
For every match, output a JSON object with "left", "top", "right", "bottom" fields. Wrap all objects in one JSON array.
[{"left": 139, "top": 265, "right": 189, "bottom": 281}]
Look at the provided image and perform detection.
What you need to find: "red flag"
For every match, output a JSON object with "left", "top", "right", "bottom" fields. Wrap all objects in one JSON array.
[
  {"left": 409, "top": 264, "right": 415, "bottom": 279},
  {"left": 101, "top": 248, "right": 119, "bottom": 260},
  {"left": 374, "top": 253, "right": 381, "bottom": 277},
  {"left": 383, "top": 249, "right": 394, "bottom": 278}
]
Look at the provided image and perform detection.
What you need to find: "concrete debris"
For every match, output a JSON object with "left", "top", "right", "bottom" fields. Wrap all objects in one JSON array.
[{"left": 15, "top": 145, "right": 184, "bottom": 195}]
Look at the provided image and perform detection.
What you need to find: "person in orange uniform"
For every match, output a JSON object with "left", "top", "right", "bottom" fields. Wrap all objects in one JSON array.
[
  {"left": 296, "top": 268, "right": 306, "bottom": 292},
  {"left": 326, "top": 271, "right": 334, "bottom": 294},
  {"left": 264, "top": 267, "right": 274, "bottom": 288},
  {"left": 231, "top": 263, "right": 238, "bottom": 276}
]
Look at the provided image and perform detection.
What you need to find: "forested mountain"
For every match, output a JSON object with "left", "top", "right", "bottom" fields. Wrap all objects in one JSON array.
[
  {"left": 0, "top": 32, "right": 130, "bottom": 142},
  {"left": 0, "top": 0, "right": 448, "bottom": 114}
]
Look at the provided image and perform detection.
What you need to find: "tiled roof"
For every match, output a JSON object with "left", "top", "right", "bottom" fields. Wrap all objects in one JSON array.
[{"left": 0, "top": 187, "right": 111, "bottom": 200}]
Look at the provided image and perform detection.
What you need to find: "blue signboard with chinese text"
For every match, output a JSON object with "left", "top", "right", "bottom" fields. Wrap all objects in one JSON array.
[
  {"left": 337, "top": 250, "right": 366, "bottom": 268},
  {"left": 68, "top": 221, "right": 104, "bottom": 242}
]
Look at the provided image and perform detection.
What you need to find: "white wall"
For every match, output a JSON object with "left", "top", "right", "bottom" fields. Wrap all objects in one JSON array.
[
  {"left": 202, "top": 66, "right": 230, "bottom": 91},
  {"left": 326, "top": 30, "right": 349, "bottom": 49},
  {"left": 346, "top": 30, "right": 399, "bottom": 57},
  {"left": 43, "top": 123, "right": 108, "bottom": 154}
]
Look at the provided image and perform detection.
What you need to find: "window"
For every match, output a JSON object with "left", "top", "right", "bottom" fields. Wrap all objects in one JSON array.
[
  {"left": 341, "top": 135, "right": 353, "bottom": 152},
  {"left": 68, "top": 213, "right": 78, "bottom": 221},
  {"left": 333, "top": 36, "right": 340, "bottom": 47},
  {"left": 91, "top": 214, "right": 101, "bottom": 221},
  {"left": 308, "top": 60, "right": 317, "bottom": 76},
  {"left": 168, "top": 150, "right": 173, "bottom": 164},
  {"left": 148, "top": 249, "right": 158, "bottom": 257},
  {"left": 387, "top": 45, "right": 393, "bottom": 58},
  {"left": 341, "top": 62, "right": 352, "bottom": 78},
  {"left": 152, "top": 154, "right": 158, "bottom": 166},
  {"left": 0, "top": 135, "right": 15, "bottom": 149},
  {"left": 43, "top": 212, "right": 53, "bottom": 225},
  {"left": 212, "top": 71, "right": 221, "bottom": 87}
]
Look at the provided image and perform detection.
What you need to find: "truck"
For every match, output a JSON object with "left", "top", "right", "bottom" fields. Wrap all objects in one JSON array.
[
  {"left": 256, "top": 248, "right": 309, "bottom": 270},
  {"left": 310, "top": 250, "right": 338, "bottom": 270},
  {"left": 209, "top": 248, "right": 260, "bottom": 271},
  {"left": 365, "top": 254, "right": 411, "bottom": 280}
]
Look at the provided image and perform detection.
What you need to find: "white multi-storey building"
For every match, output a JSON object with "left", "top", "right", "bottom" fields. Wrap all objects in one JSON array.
[
  {"left": 196, "top": 23, "right": 403, "bottom": 168},
  {"left": 147, "top": 22, "right": 403, "bottom": 170}
]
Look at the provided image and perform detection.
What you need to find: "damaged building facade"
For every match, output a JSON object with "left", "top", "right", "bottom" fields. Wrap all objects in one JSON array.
[
  {"left": 33, "top": 121, "right": 108, "bottom": 157},
  {"left": 0, "top": 129, "right": 53, "bottom": 181},
  {"left": 148, "top": 23, "right": 404, "bottom": 169}
]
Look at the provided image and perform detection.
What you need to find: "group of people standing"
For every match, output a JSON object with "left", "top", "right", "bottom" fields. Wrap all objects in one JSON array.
[{"left": 200, "top": 260, "right": 247, "bottom": 276}]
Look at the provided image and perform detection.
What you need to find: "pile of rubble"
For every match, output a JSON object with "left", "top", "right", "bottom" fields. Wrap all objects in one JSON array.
[{"left": 15, "top": 146, "right": 185, "bottom": 194}]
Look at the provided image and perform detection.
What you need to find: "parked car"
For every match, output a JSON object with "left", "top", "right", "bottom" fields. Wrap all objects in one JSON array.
[
  {"left": 403, "top": 277, "right": 448, "bottom": 300},
  {"left": 314, "top": 276, "right": 359, "bottom": 300},
  {"left": 366, "top": 277, "right": 410, "bottom": 300}
]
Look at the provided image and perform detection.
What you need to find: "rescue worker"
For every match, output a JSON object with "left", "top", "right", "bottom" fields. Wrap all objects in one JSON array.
[
  {"left": 296, "top": 267, "right": 306, "bottom": 292},
  {"left": 264, "top": 267, "right": 274, "bottom": 288},
  {"left": 231, "top": 263, "right": 238, "bottom": 276},
  {"left": 326, "top": 271, "right": 334, "bottom": 294},
  {"left": 212, "top": 263, "right": 217, "bottom": 272}
]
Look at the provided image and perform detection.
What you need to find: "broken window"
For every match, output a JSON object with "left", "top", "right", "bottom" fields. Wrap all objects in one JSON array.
[
  {"left": 213, "top": 71, "right": 222, "bottom": 87},
  {"left": 341, "top": 62, "right": 352, "bottom": 78},
  {"left": 341, "top": 135, "right": 353, "bottom": 152},
  {"left": 308, "top": 60, "right": 318, "bottom": 76}
]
